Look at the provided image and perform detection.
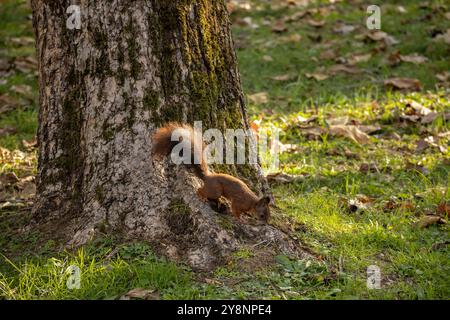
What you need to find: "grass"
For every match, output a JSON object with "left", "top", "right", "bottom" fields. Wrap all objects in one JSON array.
[{"left": 0, "top": 0, "right": 449, "bottom": 299}]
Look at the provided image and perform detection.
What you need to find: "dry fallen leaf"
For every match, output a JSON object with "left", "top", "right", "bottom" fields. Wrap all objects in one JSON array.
[
  {"left": 421, "top": 111, "right": 439, "bottom": 124},
  {"left": 347, "top": 53, "right": 372, "bottom": 65},
  {"left": 301, "top": 127, "right": 325, "bottom": 140},
  {"left": 248, "top": 92, "right": 268, "bottom": 104},
  {"left": 384, "top": 198, "right": 414, "bottom": 211},
  {"left": 9, "top": 36, "right": 34, "bottom": 46},
  {"left": 238, "top": 17, "right": 259, "bottom": 29},
  {"left": 326, "top": 116, "right": 349, "bottom": 126},
  {"left": 14, "top": 56, "right": 38, "bottom": 73},
  {"left": 266, "top": 172, "right": 307, "bottom": 184},
  {"left": 384, "top": 78, "right": 422, "bottom": 91},
  {"left": 305, "top": 72, "right": 329, "bottom": 81},
  {"left": 359, "top": 163, "right": 379, "bottom": 174},
  {"left": 416, "top": 139, "right": 430, "bottom": 153},
  {"left": 0, "top": 94, "right": 28, "bottom": 114},
  {"left": 328, "top": 64, "right": 361, "bottom": 75},
  {"left": 437, "top": 202, "right": 450, "bottom": 218},
  {"left": 329, "top": 125, "right": 371, "bottom": 144},
  {"left": 434, "top": 29, "right": 450, "bottom": 44},
  {"left": 289, "top": 114, "right": 318, "bottom": 127},
  {"left": 279, "top": 33, "right": 302, "bottom": 43},
  {"left": 319, "top": 49, "right": 338, "bottom": 60},
  {"left": 357, "top": 124, "right": 381, "bottom": 134},
  {"left": 272, "top": 19, "right": 288, "bottom": 33},
  {"left": 405, "top": 162, "right": 429, "bottom": 175},
  {"left": 333, "top": 24, "right": 355, "bottom": 34},
  {"left": 342, "top": 194, "right": 375, "bottom": 213},
  {"left": 306, "top": 19, "right": 325, "bottom": 28},
  {"left": 399, "top": 53, "right": 428, "bottom": 65},
  {"left": 366, "top": 31, "right": 399, "bottom": 45},
  {"left": 262, "top": 55, "right": 273, "bottom": 62},
  {"left": 286, "top": 10, "right": 309, "bottom": 22},
  {"left": 0, "top": 127, "right": 17, "bottom": 137},
  {"left": 120, "top": 288, "right": 159, "bottom": 300},
  {"left": 270, "top": 74, "right": 293, "bottom": 81},
  {"left": 436, "top": 71, "right": 450, "bottom": 82},
  {"left": 0, "top": 172, "right": 20, "bottom": 190},
  {"left": 416, "top": 215, "right": 446, "bottom": 229},
  {"left": 22, "top": 137, "right": 37, "bottom": 150},
  {"left": 10, "top": 84, "right": 33, "bottom": 97}
]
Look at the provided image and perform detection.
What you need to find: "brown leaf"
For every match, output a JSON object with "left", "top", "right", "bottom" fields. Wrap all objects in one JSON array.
[
  {"left": 434, "top": 29, "right": 450, "bottom": 44},
  {"left": 328, "top": 64, "right": 361, "bottom": 75},
  {"left": 16, "top": 177, "right": 36, "bottom": 200},
  {"left": 416, "top": 215, "right": 446, "bottom": 229},
  {"left": 22, "top": 137, "right": 37, "bottom": 150},
  {"left": 272, "top": 20, "right": 288, "bottom": 33},
  {"left": 437, "top": 202, "right": 450, "bottom": 218},
  {"left": 278, "top": 142, "right": 300, "bottom": 153},
  {"left": 359, "top": 163, "right": 379, "bottom": 174},
  {"left": 0, "top": 172, "right": 20, "bottom": 190},
  {"left": 9, "top": 37, "right": 34, "bottom": 46},
  {"left": 306, "top": 19, "right": 325, "bottom": 28},
  {"left": 14, "top": 56, "right": 38, "bottom": 73},
  {"left": 0, "top": 127, "right": 17, "bottom": 137},
  {"left": 307, "top": 33, "right": 322, "bottom": 42},
  {"left": 415, "top": 139, "right": 430, "bottom": 153},
  {"left": 405, "top": 162, "right": 429, "bottom": 175},
  {"left": 0, "top": 94, "right": 28, "bottom": 114},
  {"left": 343, "top": 195, "right": 374, "bottom": 213},
  {"left": 238, "top": 17, "right": 259, "bottom": 29},
  {"left": 305, "top": 72, "right": 329, "bottom": 81},
  {"left": 329, "top": 125, "right": 371, "bottom": 144},
  {"left": 0, "top": 58, "right": 11, "bottom": 72},
  {"left": 326, "top": 116, "right": 349, "bottom": 126},
  {"left": 301, "top": 127, "right": 325, "bottom": 139},
  {"left": 366, "top": 31, "right": 399, "bottom": 45},
  {"left": 387, "top": 51, "right": 402, "bottom": 66},
  {"left": 357, "top": 124, "right": 381, "bottom": 134},
  {"left": 10, "top": 84, "right": 33, "bottom": 97},
  {"left": 347, "top": 53, "right": 372, "bottom": 65},
  {"left": 399, "top": 53, "right": 428, "bottom": 65},
  {"left": 406, "top": 100, "right": 432, "bottom": 116},
  {"left": 286, "top": 10, "right": 308, "bottom": 22},
  {"left": 120, "top": 288, "right": 159, "bottom": 300},
  {"left": 266, "top": 172, "right": 307, "bottom": 184},
  {"left": 384, "top": 198, "right": 414, "bottom": 212},
  {"left": 262, "top": 55, "right": 273, "bottom": 62},
  {"left": 421, "top": 111, "right": 439, "bottom": 124},
  {"left": 319, "top": 49, "right": 338, "bottom": 60},
  {"left": 423, "top": 136, "right": 446, "bottom": 153},
  {"left": 279, "top": 33, "right": 302, "bottom": 43},
  {"left": 270, "top": 74, "right": 293, "bottom": 81},
  {"left": 384, "top": 78, "right": 422, "bottom": 91},
  {"left": 436, "top": 71, "right": 450, "bottom": 82},
  {"left": 248, "top": 92, "right": 268, "bottom": 104},
  {"left": 332, "top": 24, "right": 355, "bottom": 34}
]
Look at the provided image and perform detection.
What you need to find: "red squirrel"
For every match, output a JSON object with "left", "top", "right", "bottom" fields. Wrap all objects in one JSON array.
[{"left": 152, "top": 122, "right": 270, "bottom": 222}]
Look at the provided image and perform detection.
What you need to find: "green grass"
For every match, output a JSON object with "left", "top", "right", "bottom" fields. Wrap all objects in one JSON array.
[{"left": 0, "top": 0, "right": 449, "bottom": 299}]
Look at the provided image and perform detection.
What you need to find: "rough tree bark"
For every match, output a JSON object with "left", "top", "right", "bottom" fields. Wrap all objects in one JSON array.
[{"left": 30, "top": 0, "right": 307, "bottom": 270}]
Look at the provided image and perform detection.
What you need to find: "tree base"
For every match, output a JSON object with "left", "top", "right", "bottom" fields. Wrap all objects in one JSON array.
[{"left": 29, "top": 166, "right": 311, "bottom": 271}]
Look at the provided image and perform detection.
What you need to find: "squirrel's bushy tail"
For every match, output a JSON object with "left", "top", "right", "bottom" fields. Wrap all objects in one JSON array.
[{"left": 152, "top": 122, "right": 209, "bottom": 179}]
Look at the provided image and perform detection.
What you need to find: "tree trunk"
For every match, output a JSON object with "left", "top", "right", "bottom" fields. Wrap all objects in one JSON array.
[{"left": 30, "top": 0, "right": 305, "bottom": 270}]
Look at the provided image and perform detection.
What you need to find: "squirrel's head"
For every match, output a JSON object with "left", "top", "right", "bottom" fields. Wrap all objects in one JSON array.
[{"left": 255, "top": 196, "right": 271, "bottom": 222}]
